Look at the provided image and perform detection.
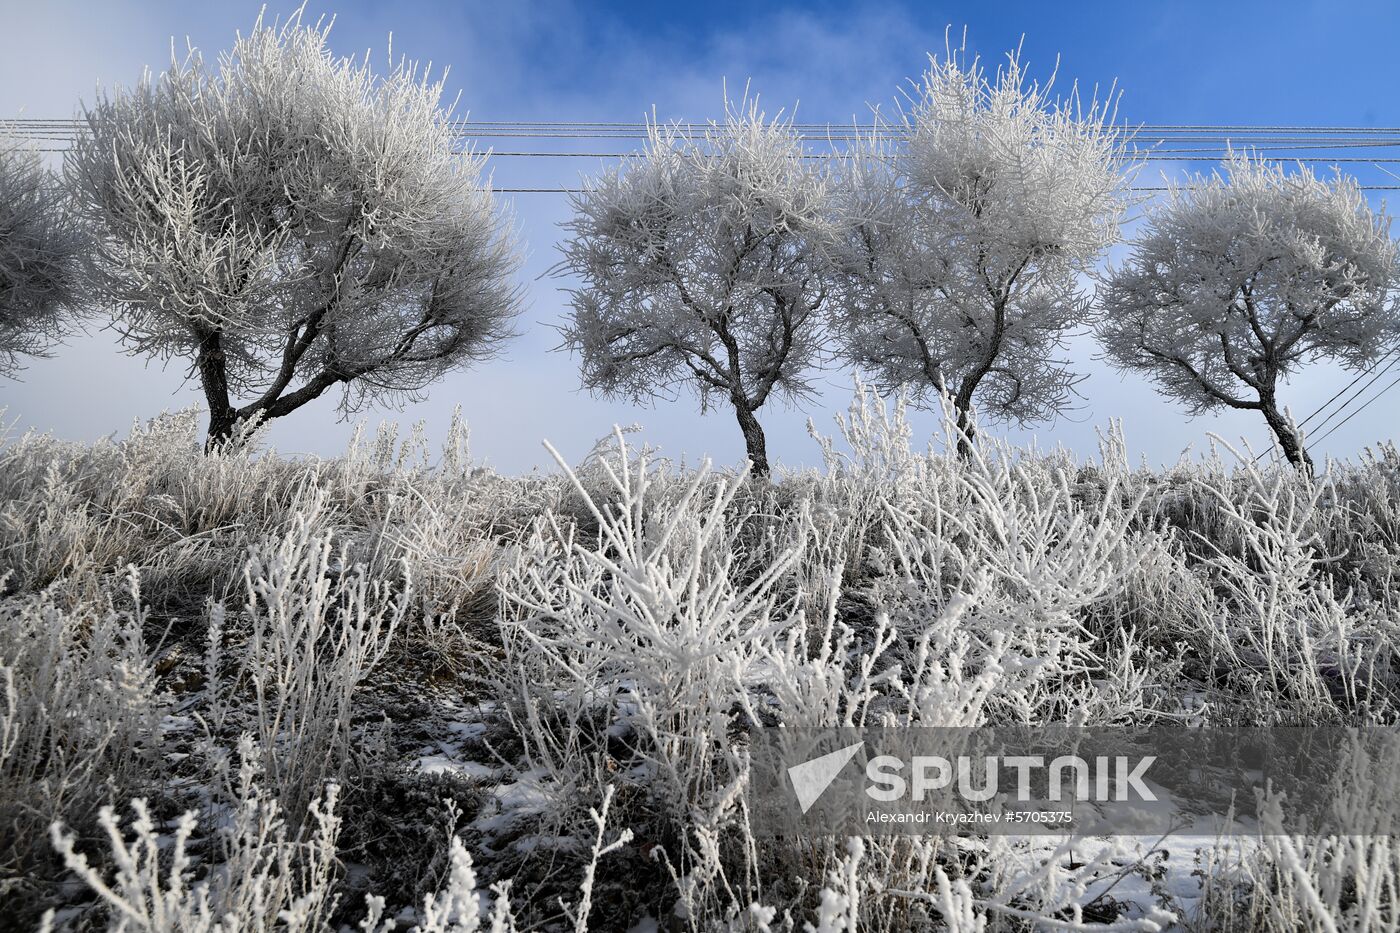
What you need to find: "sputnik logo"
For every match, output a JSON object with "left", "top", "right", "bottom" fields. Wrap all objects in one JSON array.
[{"left": 787, "top": 740, "right": 865, "bottom": 813}]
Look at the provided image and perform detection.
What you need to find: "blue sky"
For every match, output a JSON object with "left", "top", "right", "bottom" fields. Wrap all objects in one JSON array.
[{"left": 3, "top": 0, "right": 1400, "bottom": 471}]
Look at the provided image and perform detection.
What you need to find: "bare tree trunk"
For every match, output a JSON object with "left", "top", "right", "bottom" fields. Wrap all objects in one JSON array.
[
  {"left": 948, "top": 296, "right": 1008, "bottom": 461},
  {"left": 1260, "top": 395, "right": 1314, "bottom": 475},
  {"left": 195, "top": 330, "right": 349, "bottom": 452},
  {"left": 733, "top": 402, "right": 770, "bottom": 477},
  {"left": 952, "top": 382, "right": 978, "bottom": 461},
  {"left": 197, "top": 333, "right": 238, "bottom": 450}
]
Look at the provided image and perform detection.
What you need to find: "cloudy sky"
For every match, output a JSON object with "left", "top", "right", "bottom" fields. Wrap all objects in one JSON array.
[{"left": 4, "top": 0, "right": 1400, "bottom": 472}]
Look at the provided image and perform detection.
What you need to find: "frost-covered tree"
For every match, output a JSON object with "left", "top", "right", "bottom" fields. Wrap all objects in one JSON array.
[
  {"left": 1098, "top": 157, "right": 1400, "bottom": 473},
  {"left": 0, "top": 140, "right": 80, "bottom": 377},
  {"left": 556, "top": 102, "right": 831, "bottom": 476},
  {"left": 67, "top": 12, "right": 522, "bottom": 444},
  {"left": 827, "top": 47, "right": 1129, "bottom": 452}
]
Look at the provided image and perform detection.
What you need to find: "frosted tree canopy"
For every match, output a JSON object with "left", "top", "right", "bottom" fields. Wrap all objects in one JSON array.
[
  {"left": 0, "top": 140, "right": 79, "bottom": 377},
  {"left": 826, "top": 47, "right": 1130, "bottom": 451},
  {"left": 556, "top": 102, "right": 832, "bottom": 475},
  {"left": 67, "top": 11, "right": 523, "bottom": 441},
  {"left": 1099, "top": 157, "right": 1400, "bottom": 471}
]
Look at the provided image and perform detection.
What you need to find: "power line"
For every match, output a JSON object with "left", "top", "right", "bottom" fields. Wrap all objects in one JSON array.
[
  {"left": 15, "top": 131, "right": 1400, "bottom": 145},
  {"left": 1308, "top": 351, "right": 1400, "bottom": 437},
  {"left": 16, "top": 120, "right": 1400, "bottom": 166},
  {"left": 1301, "top": 347, "right": 1400, "bottom": 431},
  {"left": 26, "top": 137, "right": 1400, "bottom": 157},
  {"left": 1255, "top": 348, "right": 1400, "bottom": 464},
  {"left": 15, "top": 116, "right": 1400, "bottom": 191},
  {"left": 13, "top": 119, "right": 1400, "bottom": 158},
  {"left": 1312, "top": 369, "right": 1400, "bottom": 448},
  {"left": 12, "top": 117, "right": 1400, "bottom": 139},
  {"left": 376, "top": 150, "right": 1400, "bottom": 164}
]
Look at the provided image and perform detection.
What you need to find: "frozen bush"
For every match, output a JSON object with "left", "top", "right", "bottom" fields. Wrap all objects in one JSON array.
[
  {"left": 494, "top": 430, "right": 791, "bottom": 921},
  {"left": 46, "top": 738, "right": 342, "bottom": 933},
  {"left": 0, "top": 572, "right": 164, "bottom": 911},
  {"left": 45, "top": 752, "right": 634, "bottom": 933},
  {"left": 2, "top": 386, "right": 1398, "bottom": 929},
  {"left": 205, "top": 486, "right": 407, "bottom": 823}
]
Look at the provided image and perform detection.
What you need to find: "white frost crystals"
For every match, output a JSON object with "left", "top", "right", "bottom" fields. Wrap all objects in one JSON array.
[
  {"left": 825, "top": 41, "right": 1132, "bottom": 445},
  {"left": 66, "top": 9, "right": 523, "bottom": 443},
  {"left": 0, "top": 137, "right": 81, "bottom": 376},
  {"left": 1098, "top": 156, "right": 1400, "bottom": 473},
  {"left": 556, "top": 100, "right": 832, "bottom": 477}
]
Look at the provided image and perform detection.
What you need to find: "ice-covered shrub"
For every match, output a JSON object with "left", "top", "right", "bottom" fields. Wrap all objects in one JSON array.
[
  {"left": 3, "top": 385, "right": 1399, "bottom": 929},
  {"left": 494, "top": 430, "right": 790, "bottom": 922},
  {"left": 1183, "top": 448, "right": 1400, "bottom": 720},
  {"left": 1204, "top": 736, "right": 1400, "bottom": 932},
  {"left": 205, "top": 486, "right": 407, "bottom": 823},
  {"left": 488, "top": 409, "right": 1174, "bottom": 928},
  {"left": 0, "top": 572, "right": 164, "bottom": 910},
  {"left": 45, "top": 752, "right": 636, "bottom": 933},
  {"left": 45, "top": 737, "right": 343, "bottom": 933},
  {"left": 808, "top": 385, "right": 1148, "bottom": 724}
]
